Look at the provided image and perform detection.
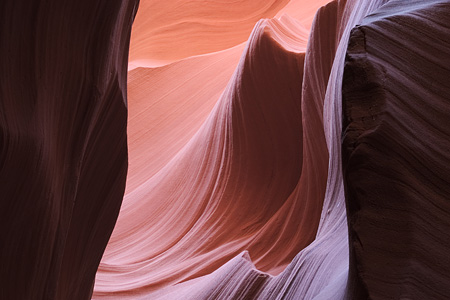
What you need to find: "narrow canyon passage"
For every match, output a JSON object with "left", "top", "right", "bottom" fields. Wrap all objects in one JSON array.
[{"left": 1, "top": 1, "right": 449, "bottom": 299}]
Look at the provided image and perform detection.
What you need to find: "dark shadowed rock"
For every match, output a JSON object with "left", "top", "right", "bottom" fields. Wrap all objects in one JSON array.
[
  {"left": 343, "top": 1, "right": 450, "bottom": 299},
  {"left": 0, "top": 0, "right": 138, "bottom": 299}
]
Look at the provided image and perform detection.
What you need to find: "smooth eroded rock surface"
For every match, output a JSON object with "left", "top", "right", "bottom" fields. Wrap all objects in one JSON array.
[
  {"left": 0, "top": 0, "right": 138, "bottom": 299},
  {"left": 3, "top": 0, "right": 450, "bottom": 299}
]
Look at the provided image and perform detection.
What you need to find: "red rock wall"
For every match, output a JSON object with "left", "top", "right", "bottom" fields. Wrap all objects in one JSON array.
[{"left": 3, "top": 0, "right": 450, "bottom": 299}]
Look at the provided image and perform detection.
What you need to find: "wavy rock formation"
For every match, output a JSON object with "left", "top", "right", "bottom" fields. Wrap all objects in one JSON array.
[
  {"left": 342, "top": 1, "right": 450, "bottom": 299},
  {"left": 129, "top": 0, "right": 289, "bottom": 67},
  {"left": 95, "top": 15, "right": 314, "bottom": 298},
  {"left": 128, "top": 0, "right": 331, "bottom": 68},
  {"left": 3, "top": 0, "right": 449, "bottom": 299},
  {"left": 0, "top": 0, "right": 138, "bottom": 299},
  {"left": 95, "top": 0, "right": 401, "bottom": 299},
  {"left": 94, "top": 0, "right": 391, "bottom": 298},
  {"left": 125, "top": 45, "right": 244, "bottom": 193}
]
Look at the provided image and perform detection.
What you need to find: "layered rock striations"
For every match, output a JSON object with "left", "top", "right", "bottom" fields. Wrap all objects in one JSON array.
[
  {"left": 342, "top": 1, "right": 450, "bottom": 299},
  {"left": 95, "top": 15, "right": 315, "bottom": 298},
  {"left": 3, "top": 0, "right": 450, "bottom": 299},
  {"left": 96, "top": 0, "right": 393, "bottom": 298},
  {"left": 0, "top": 0, "right": 138, "bottom": 299},
  {"left": 129, "top": 0, "right": 289, "bottom": 67},
  {"left": 128, "top": 0, "right": 331, "bottom": 68},
  {"left": 125, "top": 45, "right": 244, "bottom": 194},
  {"left": 94, "top": 0, "right": 398, "bottom": 298}
]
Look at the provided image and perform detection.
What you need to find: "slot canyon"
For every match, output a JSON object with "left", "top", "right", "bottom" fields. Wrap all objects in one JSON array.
[{"left": 1, "top": 0, "right": 449, "bottom": 299}]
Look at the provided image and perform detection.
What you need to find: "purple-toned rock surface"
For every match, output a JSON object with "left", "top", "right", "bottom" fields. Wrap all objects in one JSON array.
[
  {"left": 342, "top": 1, "right": 450, "bottom": 299},
  {"left": 0, "top": 0, "right": 138, "bottom": 299}
]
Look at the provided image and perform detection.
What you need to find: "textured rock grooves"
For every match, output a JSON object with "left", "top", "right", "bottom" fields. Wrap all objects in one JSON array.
[
  {"left": 0, "top": 0, "right": 138, "bottom": 299},
  {"left": 95, "top": 15, "right": 318, "bottom": 297},
  {"left": 2, "top": 0, "right": 450, "bottom": 299},
  {"left": 128, "top": 0, "right": 289, "bottom": 67},
  {"left": 342, "top": 1, "right": 450, "bottom": 299},
  {"left": 95, "top": 0, "right": 392, "bottom": 299}
]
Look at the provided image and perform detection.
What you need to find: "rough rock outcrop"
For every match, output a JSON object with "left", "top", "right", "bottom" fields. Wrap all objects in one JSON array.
[
  {"left": 0, "top": 0, "right": 138, "bottom": 299},
  {"left": 342, "top": 1, "right": 450, "bottom": 299}
]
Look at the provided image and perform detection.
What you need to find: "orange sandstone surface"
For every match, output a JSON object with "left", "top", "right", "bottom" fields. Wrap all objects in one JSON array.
[
  {"left": 95, "top": 0, "right": 341, "bottom": 298},
  {"left": 2, "top": 0, "right": 449, "bottom": 299}
]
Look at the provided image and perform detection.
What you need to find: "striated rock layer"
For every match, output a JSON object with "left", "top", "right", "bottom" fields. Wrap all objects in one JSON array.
[
  {"left": 3, "top": 0, "right": 449, "bottom": 299},
  {"left": 0, "top": 0, "right": 138, "bottom": 299},
  {"left": 129, "top": 0, "right": 288, "bottom": 67},
  {"left": 95, "top": 15, "right": 314, "bottom": 297},
  {"left": 125, "top": 44, "right": 244, "bottom": 194},
  {"left": 128, "top": 0, "right": 331, "bottom": 68},
  {"left": 342, "top": 1, "right": 450, "bottom": 299},
  {"left": 95, "top": 0, "right": 397, "bottom": 298}
]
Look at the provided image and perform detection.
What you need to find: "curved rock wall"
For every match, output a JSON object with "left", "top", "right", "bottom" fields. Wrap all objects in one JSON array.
[
  {"left": 3, "top": 0, "right": 450, "bottom": 299},
  {"left": 96, "top": 0, "right": 392, "bottom": 298},
  {"left": 0, "top": 0, "right": 138, "bottom": 299}
]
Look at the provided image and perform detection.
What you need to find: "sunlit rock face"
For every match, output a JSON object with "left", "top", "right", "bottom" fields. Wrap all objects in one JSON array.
[
  {"left": 97, "top": 13, "right": 313, "bottom": 294},
  {"left": 342, "top": 1, "right": 450, "bottom": 299},
  {"left": 2, "top": 0, "right": 450, "bottom": 299},
  {"left": 0, "top": 0, "right": 138, "bottom": 299},
  {"left": 94, "top": 0, "right": 331, "bottom": 298},
  {"left": 127, "top": 0, "right": 331, "bottom": 68},
  {"left": 96, "top": 0, "right": 450, "bottom": 298},
  {"left": 95, "top": 0, "right": 370, "bottom": 298}
]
